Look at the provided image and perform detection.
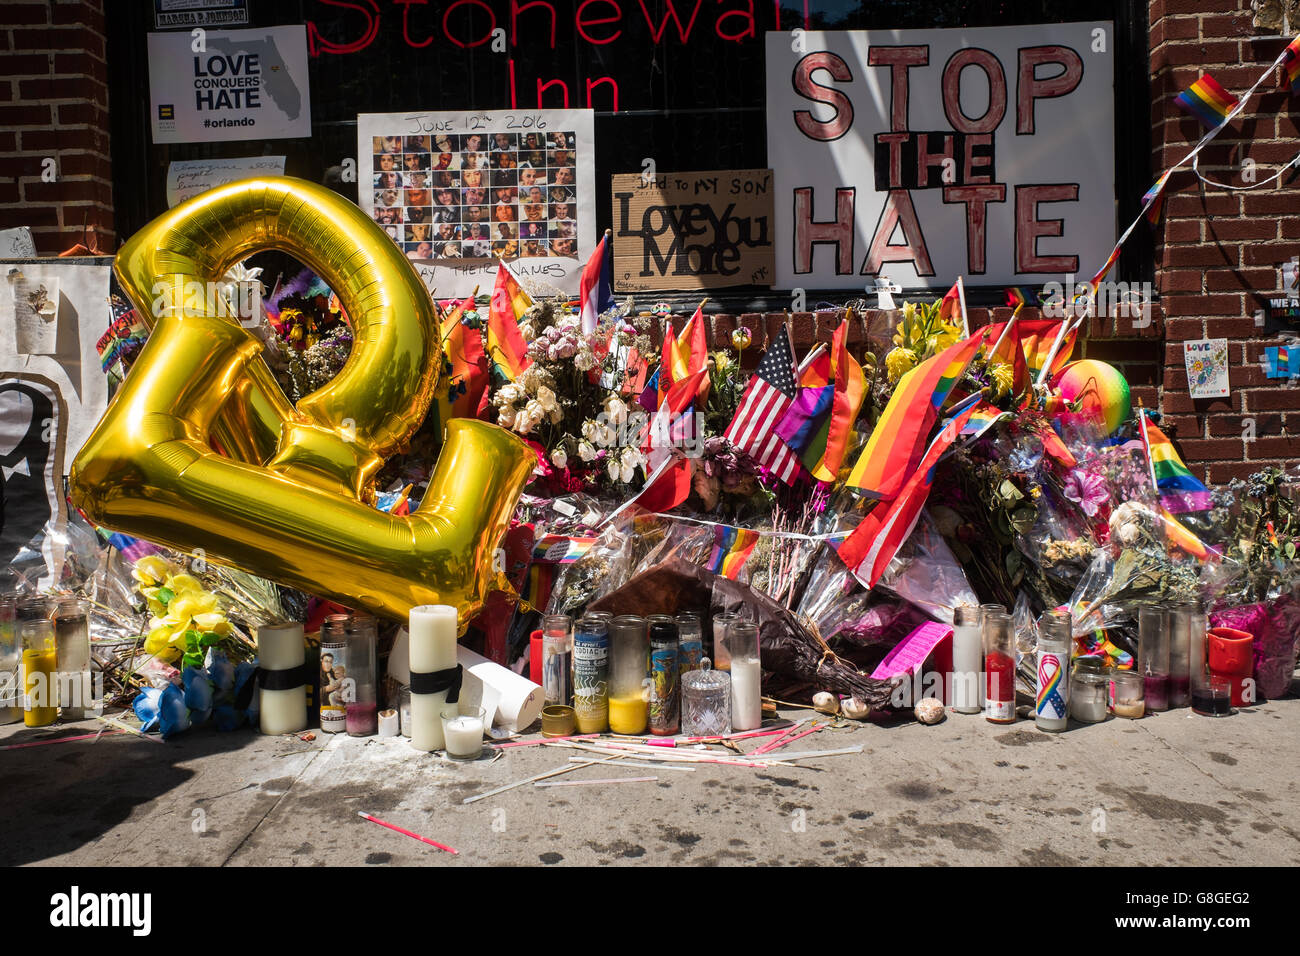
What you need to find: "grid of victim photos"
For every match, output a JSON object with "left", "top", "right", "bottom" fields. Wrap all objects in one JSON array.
[{"left": 370, "top": 131, "right": 580, "bottom": 261}]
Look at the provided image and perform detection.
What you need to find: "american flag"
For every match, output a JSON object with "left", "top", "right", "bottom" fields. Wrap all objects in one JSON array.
[{"left": 724, "top": 324, "right": 802, "bottom": 484}]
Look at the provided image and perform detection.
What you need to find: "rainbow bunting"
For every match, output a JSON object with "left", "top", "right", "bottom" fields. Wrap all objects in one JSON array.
[
  {"left": 486, "top": 263, "right": 532, "bottom": 381},
  {"left": 1175, "top": 74, "right": 1238, "bottom": 129},
  {"left": 846, "top": 331, "right": 984, "bottom": 499},
  {"left": 707, "top": 525, "right": 760, "bottom": 580},
  {"left": 1283, "top": 35, "right": 1300, "bottom": 94},
  {"left": 1141, "top": 169, "right": 1173, "bottom": 227},
  {"left": 1139, "top": 411, "right": 1213, "bottom": 514}
]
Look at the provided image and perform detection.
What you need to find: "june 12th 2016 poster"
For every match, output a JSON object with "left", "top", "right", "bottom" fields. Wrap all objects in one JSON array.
[
  {"left": 765, "top": 23, "right": 1116, "bottom": 290},
  {"left": 357, "top": 109, "right": 596, "bottom": 298}
]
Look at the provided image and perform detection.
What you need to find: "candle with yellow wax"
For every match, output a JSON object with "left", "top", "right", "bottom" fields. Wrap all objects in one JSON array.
[{"left": 21, "top": 620, "right": 57, "bottom": 727}]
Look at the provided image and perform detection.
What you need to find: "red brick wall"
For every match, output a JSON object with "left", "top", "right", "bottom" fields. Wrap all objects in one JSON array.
[
  {"left": 1150, "top": 0, "right": 1300, "bottom": 483},
  {"left": 0, "top": 0, "right": 113, "bottom": 255}
]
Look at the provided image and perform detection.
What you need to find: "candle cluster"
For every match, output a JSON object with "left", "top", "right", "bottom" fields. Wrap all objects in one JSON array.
[
  {"left": 536, "top": 609, "right": 762, "bottom": 738},
  {"left": 1, "top": 596, "right": 101, "bottom": 728}
]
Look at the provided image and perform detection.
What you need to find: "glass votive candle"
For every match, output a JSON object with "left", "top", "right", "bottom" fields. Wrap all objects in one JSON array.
[
  {"left": 441, "top": 704, "right": 486, "bottom": 760},
  {"left": 1110, "top": 670, "right": 1145, "bottom": 719},
  {"left": 1069, "top": 669, "right": 1110, "bottom": 723},
  {"left": 681, "top": 664, "right": 731, "bottom": 737},
  {"left": 398, "top": 685, "right": 412, "bottom": 737},
  {"left": 1191, "top": 675, "right": 1233, "bottom": 717},
  {"left": 711, "top": 611, "right": 740, "bottom": 671}
]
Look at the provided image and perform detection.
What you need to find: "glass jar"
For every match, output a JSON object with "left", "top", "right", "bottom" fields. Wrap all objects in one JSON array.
[
  {"left": 1188, "top": 597, "right": 1209, "bottom": 694},
  {"left": 0, "top": 595, "right": 22, "bottom": 725},
  {"left": 607, "top": 615, "right": 649, "bottom": 735},
  {"left": 572, "top": 616, "right": 609, "bottom": 733},
  {"left": 681, "top": 664, "right": 731, "bottom": 736},
  {"left": 1138, "top": 606, "right": 1170, "bottom": 712},
  {"left": 711, "top": 611, "right": 741, "bottom": 671},
  {"left": 1191, "top": 674, "right": 1233, "bottom": 717},
  {"left": 951, "top": 605, "right": 982, "bottom": 714},
  {"left": 541, "top": 613, "right": 573, "bottom": 706},
  {"left": 647, "top": 614, "right": 679, "bottom": 736},
  {"left": 343, "top": 615, "right": 378, "bottom": 737},
  {"left": 1069, "top": 668, "right": 1110, "bottom": 723},
  {"left": 726, "top": 620, "right": 762, "bottom": 731},
  {"left": 1110, "top": 669, "right": 1145, "bottom": 719},
  {"left": 982, "top": 610, "right": 1016, "bottom": 724},
  {"left": 1167, "top": 603, "right": 1192, "bottom": 708},
  {"left": 1035, "top": 611, "right": 1071, "bottom": 733},
  {"left": 318, "top": 613, "right": 350, "bottom": 733},
  {"left": 398, "top": 685, "right": 412, "bottom": 737},
  {"left": 21, "top": 619, "right": 57, "bottom": 727},
  {"left": 54, "top": 598, "right": 92, "bottom": 720},
  {"left": 675, "top": 611, "right": 704, "bottom": 675}
]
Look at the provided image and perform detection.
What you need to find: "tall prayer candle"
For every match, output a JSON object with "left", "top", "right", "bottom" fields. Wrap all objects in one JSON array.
[
  {"left": 0, "top": 596, "right": 22, "bottom": 725},
  {"left": 257, "top": 623, "right": 307, "bottom": 735},
  {"left": 21, "top": 620, "right": 56, "bottom": 727},
  {"left": 983, "top": 610, "right": 1016, "bottom": 724},
  {"left": 319, "top": 614, "right": 350, "bottom": 733},
  {"left": 950, "top": 605, "right": 982, "bottom": 714},
  {"left": 409, "top": 604, "right": 459, "bottom": 751},
  {"left": 1035, "top": 610, "right": 1071, "bottom": 733},
  {"left": 727, "top": 621, "right": 762, "bottom": 731}
]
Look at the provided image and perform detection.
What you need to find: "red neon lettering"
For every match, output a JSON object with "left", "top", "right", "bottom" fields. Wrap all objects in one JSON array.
[
  {"left": 512, "top": 0, "right": 557, "bottom": 49},
  {"left": 636, "top": 0, "right": 704, "bottom": 43},
  {"left": 576, "top": 0, "right": 622, "bottom": 44},
  {"left": 537, "top": 77, "right": 570, "bottom": 108},
  {"left": 397, "top": 0, "right": 433, "bottom": 49},
  {"left": 307, "top": 0, "right": 379, "bottom": 56},
  {"left": 443, "top": 0, "right": 497, "bottom": 49},
  {"left": 715, "top": 0, "right": 756, "bottom": 43},
  {"left": 586, "top": 76, "right": 620, "bottom": 111}
]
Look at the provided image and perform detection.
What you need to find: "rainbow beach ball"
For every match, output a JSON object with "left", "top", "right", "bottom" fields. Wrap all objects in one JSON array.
[{"left": 1051, "top": 359, "right": 1132, "bottom": 435}]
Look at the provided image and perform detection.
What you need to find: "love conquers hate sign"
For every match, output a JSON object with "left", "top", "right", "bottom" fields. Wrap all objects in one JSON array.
[{"left": 766, "top": 23, "right": 1116, "bottom": 290}]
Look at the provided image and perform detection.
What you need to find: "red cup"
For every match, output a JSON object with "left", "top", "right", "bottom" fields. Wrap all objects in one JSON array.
[{"left": 1208, "top": 627, "right": 1254, "bottom": 707}]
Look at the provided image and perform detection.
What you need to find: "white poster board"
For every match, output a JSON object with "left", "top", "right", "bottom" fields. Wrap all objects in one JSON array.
[
  {"left": 148, "top": 26, "right": 312, "bottom": 143},
  {"left": 166, "top": 155, "right": 286, "bottom": 206},
  {"left": 765, "top": 24, "right": 1115, "bottom": 290},
  {"left": 1, "top": 260, "right": 112, "bottom": 585},
  {"left": 1184, "top": 338, "right": 1230, "bottom": 399},
  {"left": 357, "top": 110, "right": 596, "bottom": 297}
]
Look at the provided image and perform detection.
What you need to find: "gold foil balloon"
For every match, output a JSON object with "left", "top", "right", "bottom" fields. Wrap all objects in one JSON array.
[{"left": 69, "top": 176, "right": 535, "bottom": 624}]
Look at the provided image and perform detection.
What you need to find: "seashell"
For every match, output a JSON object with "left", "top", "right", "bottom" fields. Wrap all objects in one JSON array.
[
  {"left": 812, "top": 691, "right": 839, "bottom": 715},
  {"left": 840, "top": 697, "right": 870, "bottom": 720},
  {"left": 914, "top": 697, "right": 946, "bottom": 725}
]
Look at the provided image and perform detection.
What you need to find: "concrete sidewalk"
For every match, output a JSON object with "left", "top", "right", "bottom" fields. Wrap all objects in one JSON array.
[{"left": 3, "top": 695, "right": 1298, "bottom": 867}]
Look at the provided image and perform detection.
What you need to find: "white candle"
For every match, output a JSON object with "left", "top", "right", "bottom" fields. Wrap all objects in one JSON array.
[
  {"left": 730, "top": 659, "right": 762, "bottom": 731},
  {"left": 442, "top": 713, "right": 484, "bottom": 760},
  {"left": 409, "top": 605, "right": 459, "bottom": 752},
  {"left": 951, "top": 608, "right": 983, "bottom": 714},
  {"left": 257, "top": 623, "right": 307, "bottom": 736},
  {"left": 377, "top": 708, "right": 400, "bottom": 736}
]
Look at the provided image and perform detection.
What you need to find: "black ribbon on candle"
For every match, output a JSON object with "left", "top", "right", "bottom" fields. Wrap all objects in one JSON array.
[
  {"left": 234, "top": 662, "right": 312, "bottom": 713},
  {"left": 409, "top": 663, "right": 462, "bottom": 703}
]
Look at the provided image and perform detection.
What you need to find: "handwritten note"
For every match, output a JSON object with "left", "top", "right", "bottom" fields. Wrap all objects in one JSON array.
[
  {"left": 165, "top": 156, "right": 286, "bottom": 207},
  {"left": 870, "top": 622, "right": 954, "bottom": 681},
  {"left": 1183, "top": 338, "right": 1230, "bottom": 400}
]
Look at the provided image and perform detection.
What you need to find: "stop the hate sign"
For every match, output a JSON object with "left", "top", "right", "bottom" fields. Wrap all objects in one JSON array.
[{"left": 765, "top": 23, "right": 1115, "bottom": 290}]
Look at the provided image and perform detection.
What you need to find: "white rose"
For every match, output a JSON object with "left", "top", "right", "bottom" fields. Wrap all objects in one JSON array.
[
  {"left": 497, "top": 405, "right": 517, "bottom": 428},
  {"left": 607, "top": 457, "right": 622, "bottom": 482},
  {"left": 498, "top": 383, "right": 523, "bottom": 405},
  {"left": 604, "top": 395, "right": 627, "bottom": 425},
  {"left": 581, "top": 419, "right": 600, "bottom": 443},
  {"left": 537, "top": 386, "right": 557, "bottom": 412},
  {"left": 578, "top": 440, "right": 597, "bottom": 462},
  {"left": 550, "top": 447, "right": 568, "bottom": 469},
  {"left": 573, "top": 348, "right": 596, "bottom": 372}
]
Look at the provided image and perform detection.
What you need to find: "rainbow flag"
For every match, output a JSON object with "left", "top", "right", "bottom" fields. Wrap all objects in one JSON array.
[
  {"left": 1175, "top": 74, "right": 1238, "bottom": 128},
  {"left": 982, "top": 319, "right": 1030, "bottom": 399},
  {"left": 846, "top": 331, "right": 984, "bottom": 499},
  {"left": 524, "top": 562, "right": 557, "bottom": 613},
  {"left": 954, "top": 399, "right": 1008, "bottom": 440},
  {"left": 532, "top": 533, "right": 598, "bottom": 564},
  {"left": 1016, "top": 318, "right": 1077, "bottom": 381},
  {"left": 938, "top": 279, "right": 963, "bottom": 327},
  {"left": 837, "top": 403, "right": 979, "bottom": 587},
  {"left": 1139, "top": 411, "right": 1213, "bottom": 514},
  {"left": 436, "top": 293, "right": 490, "bottom": 422},
  {"left": 1159, "top": 505, "right": 1211, "bottom": 561},
  {"left": 1283, "top": 35, "right": 1300, "bottom": 94},
  {"left": 657, "top": 306, "right": 710, "bottom": 406},
  {"left": 487, "top": 263, "right": 532, "bottom": 381},
  {"left": 707, "top": 525, "right": 760, "bottom": 580},
  {"left": 1142, "top": 169, "right": 1173, "bottom": 227},
  {"left": 1004, "top": 287, "right": 1040, "bottom": 309},
  {"left": 775, "top": 322, "right": 865, "bottom": 482},
  {"left": 1087, "top": 244, "right": 1123, "bottom": 295}
]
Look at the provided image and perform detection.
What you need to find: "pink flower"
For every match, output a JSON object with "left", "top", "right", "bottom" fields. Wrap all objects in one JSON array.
[{"left": 1063, "top": 469, "right": 1108, "bottom": 518}]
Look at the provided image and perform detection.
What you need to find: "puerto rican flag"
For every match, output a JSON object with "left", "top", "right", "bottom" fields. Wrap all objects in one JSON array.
[{"left": 579, "top": 230, "right": 615, "bottom": 334}]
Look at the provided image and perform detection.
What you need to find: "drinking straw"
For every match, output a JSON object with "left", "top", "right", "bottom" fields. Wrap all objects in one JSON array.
[
  {"left": 357, "top": 810, "right": 458, "bottom": 855},
  {"left": 535, "top": 776, "right": 658, "bottom": 787},
  {"left": 0, "top": 730, "right": 126, "bottom": 751},
  {"left": 462, "top": 753, "right": 626, "bottom": 804},
  {"left": 750, "top": 721, "right": 826, "bottom": 755},
  {"left": 489, "top": 733, "right": 601, "bottom": 750},
  {"left": 566, "top": 757, "right": 695, "bottom": 772}
]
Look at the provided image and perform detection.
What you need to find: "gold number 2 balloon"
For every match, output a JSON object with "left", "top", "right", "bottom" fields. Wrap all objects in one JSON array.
[{"left": 69, "top": 176, "right": 535, "bottom": 624}]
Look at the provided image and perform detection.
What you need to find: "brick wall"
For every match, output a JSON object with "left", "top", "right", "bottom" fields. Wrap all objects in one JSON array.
[
  {"left": 1150, "top": 0, "right": 1300, "bottom": 483},
  {"left": 0, "top": 0, "right": 113, "bottom": 255}
]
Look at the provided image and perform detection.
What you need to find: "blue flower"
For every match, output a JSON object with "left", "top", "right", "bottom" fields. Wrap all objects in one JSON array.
[
  {"left": 158, "top": 683, "right": 192, "bottom": 739},
  {"left": 133, "top": 687, "right": 163, "bottom": 733},
  {"left": 183, "top": 666, "right": 213, "bottom": 725}
]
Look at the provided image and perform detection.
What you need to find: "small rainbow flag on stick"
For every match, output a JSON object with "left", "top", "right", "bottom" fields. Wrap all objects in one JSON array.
[
  {"left": 1139, "top": 410, "right": 1213, "bottom": 514},
  {"left": 707, "top": 525, "right": 760, "bottom": 580},
  {"left": 1141, "top": 169, "right": 1173, "bottom": 227},
  {"left": 1174, "top": 74, "right": 1239, "bottom": 128}
]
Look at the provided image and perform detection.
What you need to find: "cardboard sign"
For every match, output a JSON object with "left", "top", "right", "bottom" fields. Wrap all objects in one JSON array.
[
  {"left": 147, "top": 26, "right": 312, "bottom": 143},
  {"left": 165, "top": 156, "right": 286, "bottom": 206},
  {"left": 611, "top": 169, "right": 775, "bottom": 291},
  {"left": 765, "top": 23, "right": 1115, "bottom": 289},
  {"left": 356, "top": 109, "right": 596, "bottom": 297},
  {"left": 1184, "top": 338, "right": 1230, "bottom": 399}
]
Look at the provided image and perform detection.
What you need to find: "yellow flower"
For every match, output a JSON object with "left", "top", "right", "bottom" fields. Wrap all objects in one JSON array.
[
  {"left": 132, "top": 555, "right": 174, "bottom": 587},
  {"left": 168, "top": 573, "right": 204, "bottom": 596},
  {"left": 712, "top": 350, "right": 731, "bottom": 372},
  {"left": 885, "top": 347, "right": 918, "bottom": 383},
  {"left": 990, "top": 362, "right": 1015, "bottom": 397}
]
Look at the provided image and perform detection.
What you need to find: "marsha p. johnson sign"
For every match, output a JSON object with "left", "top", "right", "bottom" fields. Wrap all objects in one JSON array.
[{"left": 766, "top": 23, "right": 1115, "bottom": 290}]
